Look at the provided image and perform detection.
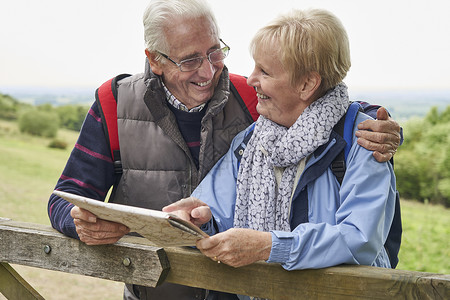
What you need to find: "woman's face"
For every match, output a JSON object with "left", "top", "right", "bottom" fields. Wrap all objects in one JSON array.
[{"left": 247, "top": 47, "right": 308, "bottom": 128}]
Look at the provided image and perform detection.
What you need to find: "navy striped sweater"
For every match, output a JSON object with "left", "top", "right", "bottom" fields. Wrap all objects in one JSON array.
[{"left": 48, "top": 101, "right": 204, "bottom": 238}]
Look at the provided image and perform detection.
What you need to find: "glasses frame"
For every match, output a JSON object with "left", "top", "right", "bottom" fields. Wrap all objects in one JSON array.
[{"left": 156, "top": 39, "right": 230, "bottom": 72}]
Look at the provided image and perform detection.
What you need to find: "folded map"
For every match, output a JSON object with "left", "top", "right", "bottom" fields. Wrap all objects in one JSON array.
[{"left": 52, "top": 190, "right": 208, "bottom": 247}]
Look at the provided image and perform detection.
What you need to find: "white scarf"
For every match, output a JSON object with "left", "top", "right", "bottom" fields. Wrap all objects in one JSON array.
[{"left": 234, "top": 83, "right": 350, "bottom": 232}]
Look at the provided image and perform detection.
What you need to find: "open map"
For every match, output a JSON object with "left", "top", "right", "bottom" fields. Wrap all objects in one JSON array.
[{"left": 52, "top": 190, "right": 208, "bottom": 247}]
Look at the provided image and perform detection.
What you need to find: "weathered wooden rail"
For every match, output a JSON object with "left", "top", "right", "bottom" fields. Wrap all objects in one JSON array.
[{"left": 1, "top": 218, "right": 449, "bottom": 299}]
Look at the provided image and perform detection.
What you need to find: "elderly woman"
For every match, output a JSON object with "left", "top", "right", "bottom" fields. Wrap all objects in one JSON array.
[{"left": 164, "top": 9, "right": 396, "bottom": 271}]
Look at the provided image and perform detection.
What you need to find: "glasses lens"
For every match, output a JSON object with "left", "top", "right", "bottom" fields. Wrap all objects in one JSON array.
[
  {"left": 180, "top": 57, "right": 203, "bottom": 72},
  {"left": 178, "top": 46, "right": 229, "bottom": 71},
  {"left": 209, "top": 47, "right": 229, "bottom": 64}
]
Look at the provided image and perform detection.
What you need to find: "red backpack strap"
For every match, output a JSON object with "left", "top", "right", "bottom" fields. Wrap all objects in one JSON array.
[
  {"left": 95, "top": 74, "right": 131, "bottom": 161},
  {"left": 229, "top": 73, "right": 259, "bottom": 122}
]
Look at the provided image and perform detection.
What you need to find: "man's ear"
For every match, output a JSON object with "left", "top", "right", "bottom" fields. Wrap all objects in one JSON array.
[
  {"left": 145, "top": 49, "right": 163, "bottom": 75},
  {"left": 298, "top": 72, "right": 322, "bottom": 101}
]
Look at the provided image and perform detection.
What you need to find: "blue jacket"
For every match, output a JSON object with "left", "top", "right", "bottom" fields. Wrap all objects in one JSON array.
[{"left": 193, "top": 112, "right": 396, "bottom": 270}]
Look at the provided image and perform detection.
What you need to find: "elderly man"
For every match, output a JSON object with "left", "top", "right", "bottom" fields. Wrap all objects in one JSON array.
[{"left": 48, "top": 0, "right": 401, "bottom": 299}]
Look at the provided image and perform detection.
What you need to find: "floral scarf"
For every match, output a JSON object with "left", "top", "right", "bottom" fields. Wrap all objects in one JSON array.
[{"left": 234, "top": 83, "right": 350, "bottom": 233}]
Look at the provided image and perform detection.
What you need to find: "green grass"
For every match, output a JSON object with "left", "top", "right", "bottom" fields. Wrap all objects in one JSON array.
[
  {"left": 396, "top": 200, "right": 450, "bottom": 274},
  {"left": 0, "top": 120, "right": 75, "bottom": 224},
  {"left": 0, "top": 119, "right": 449, "bottom": 299},
  {"left": 0, "top": 120, "right": 124, "bottom": 300}
]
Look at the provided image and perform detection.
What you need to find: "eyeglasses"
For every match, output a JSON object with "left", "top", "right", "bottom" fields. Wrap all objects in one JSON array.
[{"left": 156, "top": 39, "right": 230, "bottom": 72}]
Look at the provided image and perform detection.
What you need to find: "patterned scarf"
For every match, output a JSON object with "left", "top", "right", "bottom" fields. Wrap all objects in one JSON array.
[{"left": 234, "top": 83, "right": 350, "bottom": 233}]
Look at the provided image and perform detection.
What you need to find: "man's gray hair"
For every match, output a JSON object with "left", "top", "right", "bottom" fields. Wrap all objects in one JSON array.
[{"left": 143, "top": 0, "right": 220, "bottom": 58}]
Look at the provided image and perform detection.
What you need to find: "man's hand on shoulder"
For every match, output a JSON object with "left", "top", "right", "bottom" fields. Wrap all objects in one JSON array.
[{"left": 355, "top": 107, "right": 401, "bottom": 163}]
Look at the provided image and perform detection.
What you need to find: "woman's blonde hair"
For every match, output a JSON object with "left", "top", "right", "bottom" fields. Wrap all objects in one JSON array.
[{"left": 250, "top": 9, "right": 351, "bottom": 92}]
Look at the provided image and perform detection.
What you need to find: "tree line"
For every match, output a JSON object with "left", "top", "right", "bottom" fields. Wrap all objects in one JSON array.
[
  {"left": 395, "top": 106, "right": 450, "bottom": 207},
  {"left": 1, "top": 92, "right": 449, "bottom": 207},
  {"left": 0, "top": 92, "right": 89, "bottom": 137}
]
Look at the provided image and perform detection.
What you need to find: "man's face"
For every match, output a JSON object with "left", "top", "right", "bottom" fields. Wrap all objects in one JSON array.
[{"left": 148, "top": 16, "right": 224, "bottom": 109}]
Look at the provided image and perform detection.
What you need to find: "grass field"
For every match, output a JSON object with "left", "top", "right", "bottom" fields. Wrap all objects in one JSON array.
[
  {"left": 0, "top": 120, "right": 124, "bottom": 299},
  {"left": 1, "top": 119, "right": 449, "bottom": 299}
]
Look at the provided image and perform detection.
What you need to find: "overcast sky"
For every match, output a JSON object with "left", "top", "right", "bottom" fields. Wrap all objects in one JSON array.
[{"left": 1, "top": 0, "right": 449, "bottom": 92}]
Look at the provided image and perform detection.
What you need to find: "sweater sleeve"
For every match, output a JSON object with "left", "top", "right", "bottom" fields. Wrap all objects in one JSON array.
[{"left": 47, "top": 101, "right": 116, "bottom": 239}]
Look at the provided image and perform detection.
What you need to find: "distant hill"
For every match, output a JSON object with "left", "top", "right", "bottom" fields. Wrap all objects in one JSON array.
[
  {"left": 0, "top": 91, "right": 32, "bottom": 120},
  {"left": 1, "top": 86, "right": 449, "bottom": 121},
  {"left": 349, "top": 89, "right": 450, "bottom": 122},
  {"left": 0, "top": 86, "right": 95, "bottom": 106}
]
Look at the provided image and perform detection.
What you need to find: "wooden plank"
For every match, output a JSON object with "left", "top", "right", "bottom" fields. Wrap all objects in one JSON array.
[
  {"left": 162, "top": 246, "right": 450, "bottom": 299},
  {"left": 416, "top": 274, "right": 450, "bottom": 299},
  {"left": 0, "top": 262, "right": 44, "bottom": 300},
  {"left": 0, "top": 219, "right": 170, "bottom": 287},
  {"left": 1, "top": 219, "right": 449, "bottom": 299}
]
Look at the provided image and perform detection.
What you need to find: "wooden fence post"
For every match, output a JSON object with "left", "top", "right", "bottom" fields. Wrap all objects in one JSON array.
[
  {"left": 0, "top": 262, "right": 44, "bottom": 300},
  {"left": 0, "top": 219, "right": 170, "bottom": 287}
]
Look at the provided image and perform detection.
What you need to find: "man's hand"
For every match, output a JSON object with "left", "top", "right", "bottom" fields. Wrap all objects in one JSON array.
[
  {"left": 355, "top": 107, "right": 401, "bottom": 162},
  {"left": 70, "top": 206, "right": 129, "bottom": 245},
  {"left": 162, "top": 197, "right": 212, "bottom": 227},
  {"left": 196, "top": 228, "right": 272, "bottom": 268}
]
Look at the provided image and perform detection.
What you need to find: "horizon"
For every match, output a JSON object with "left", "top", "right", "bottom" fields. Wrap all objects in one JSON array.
[
  {"left": 2, "top": 84, "right": 448, "bottom": 115},
  {"left": 2, "top": 84, "right": 450, "bottom": 96}
]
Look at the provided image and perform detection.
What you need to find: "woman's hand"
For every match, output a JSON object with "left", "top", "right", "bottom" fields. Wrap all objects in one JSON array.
[
  {"left": 196, "top": 228, "right": 272, "bottom": 267},
  {"left": 162, "top": 197, "right": 212, "bottom": 227},
  {"left": 356, "top": 107, "right": 401, "bottom": 162}
]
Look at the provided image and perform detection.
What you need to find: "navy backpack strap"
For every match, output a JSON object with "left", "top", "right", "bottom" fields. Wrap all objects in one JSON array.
[
  {"left": 343, "top": 102, "right": 362, "bottom": 159},
  {"left": 331, "top": 102, "right": 362, "bottom": 185},
  {"left": 385, "top": 191, "right": 402, "bottom": 268}
]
